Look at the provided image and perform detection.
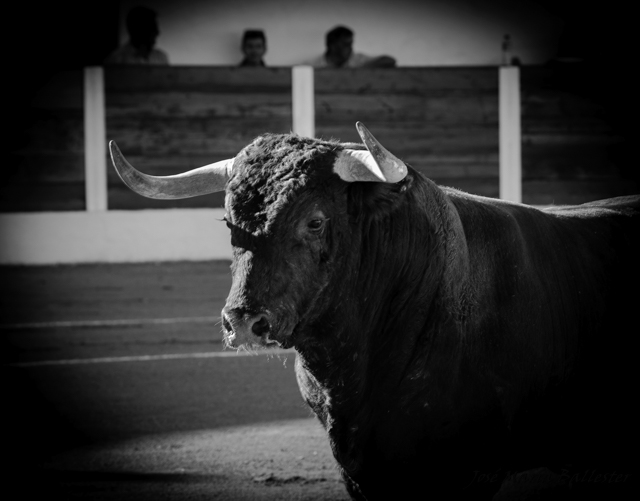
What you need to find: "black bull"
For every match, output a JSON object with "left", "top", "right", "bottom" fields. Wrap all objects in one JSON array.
[{"left": 110, "top": 123, "right": 638, "bottom": 500}]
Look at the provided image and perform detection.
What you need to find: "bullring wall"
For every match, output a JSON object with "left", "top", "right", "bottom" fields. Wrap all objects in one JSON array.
[{"left": 1, "top": 65, "right": 635, "bottom": 264}]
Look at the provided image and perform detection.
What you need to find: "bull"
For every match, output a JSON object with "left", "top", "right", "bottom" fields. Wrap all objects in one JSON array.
[{"left": 110, "top": 122, "right": 638, "bottom": 500}]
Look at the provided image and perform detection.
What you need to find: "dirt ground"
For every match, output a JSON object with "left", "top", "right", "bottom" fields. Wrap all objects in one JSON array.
[
  {"left": 2, "top": 262, "right": 627, "bottom": 500},
  {"left": 33, "top": 420, "right": 350, "bottom": 501},
  {"left": 2, "top": 262, "right": 351, "bottom": 500}
]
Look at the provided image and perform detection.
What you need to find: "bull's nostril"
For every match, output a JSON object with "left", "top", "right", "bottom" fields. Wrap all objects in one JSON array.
[
  {"left": 222, "top": 313, "right": 233, "bottom": 333},
  {"left": 252, "top": 316, "right": 270, "bottom": 336}
]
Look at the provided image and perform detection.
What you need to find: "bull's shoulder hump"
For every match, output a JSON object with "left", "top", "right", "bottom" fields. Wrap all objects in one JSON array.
[
  {"left": 542, "top": 194, "right": 640, "bottom": 218},
  {"left": 441, "top": 187, "right": 536, "bottom": 218}
]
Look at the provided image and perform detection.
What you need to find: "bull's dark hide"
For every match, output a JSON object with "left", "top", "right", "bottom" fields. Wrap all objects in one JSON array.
[
  {"left": 221, "top": 133, "right": 638, "bottom": 500},
  {"left": 103, "top": 126, "right": 639, "bottom": 500}
]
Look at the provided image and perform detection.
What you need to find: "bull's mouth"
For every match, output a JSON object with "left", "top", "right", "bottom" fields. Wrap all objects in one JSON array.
[
  {"left": 221, "top": 312, "right": 298, "bottom": 351},
  {"left": 265, "top": 332, "right": 294, "bottom": 349},
  {"left": 258, "top": 319, "right": 298, "bottom": 349},
  {"left": 223, "top": 330, "right": 295, "bottom": 351}
]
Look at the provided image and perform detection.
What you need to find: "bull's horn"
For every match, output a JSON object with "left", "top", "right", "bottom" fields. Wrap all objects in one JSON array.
[
  {"left": 333, "top": 122, "right": 408, "bottom": 183},
  {"left": 109, "top": 141, "right": 233, "bottom": 199}
]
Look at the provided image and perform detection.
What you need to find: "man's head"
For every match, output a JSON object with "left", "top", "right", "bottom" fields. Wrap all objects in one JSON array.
[
  {"left": 241, "top": 30, "right": 266, "bottom": 66},
  {"left": 126, "top": 6, "right": 160, "bottom": 52},
  {"left": 325, "top": 25, "right": 354, "bottom": 67}
]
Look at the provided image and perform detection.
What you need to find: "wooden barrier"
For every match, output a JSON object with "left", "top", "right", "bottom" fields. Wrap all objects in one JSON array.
[
  {"left": 520, "top": 66, "right": 635, "bottom": 205},
  {"left": 3, "top": 70, "right": 85, "bottom": 212},
  {"left": 2, "top": 65, "right": 636, "bottom": 213},
  {"left": 315, "top": 67, "right": 500, "bottom": 198},
  {"left": 105, "top": 67, "right": 293, "bottom": 209}
]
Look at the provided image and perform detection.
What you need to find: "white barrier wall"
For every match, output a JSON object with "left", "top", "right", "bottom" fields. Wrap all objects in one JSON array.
[{"left": 0, "top": 210, "right": 231, "bottom": 265}]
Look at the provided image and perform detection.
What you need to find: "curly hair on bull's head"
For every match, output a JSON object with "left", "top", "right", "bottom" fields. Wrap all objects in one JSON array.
[
  {"left": 227, "top": 134, "right": 345, "bottom": 234},
  {"left": 227, "top": 130, "right": 417, "bottom": 236}
]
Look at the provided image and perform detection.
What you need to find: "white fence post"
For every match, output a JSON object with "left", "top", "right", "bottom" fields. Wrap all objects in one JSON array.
[
  {"left": 84, "top": 66, "right": 108, "bottom": 211},
  {"left": 292, "top": 65, "right": 315, "bottom": 138},
  {"left": 499, "top": 66, "right": 522, "bottom": 203}
]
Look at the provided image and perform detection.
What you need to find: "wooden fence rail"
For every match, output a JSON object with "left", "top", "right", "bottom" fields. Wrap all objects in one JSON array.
[{"left": 2, "top": 65, "right": 635, "bottom": 213}]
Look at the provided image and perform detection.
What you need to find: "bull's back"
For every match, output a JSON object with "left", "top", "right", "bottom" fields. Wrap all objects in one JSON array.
[
  {"left": 447, "top": 191, "right": 638, "bottom": 466},
  {"left": 543, "top": 193, "right": 640, "bottom": 215}
]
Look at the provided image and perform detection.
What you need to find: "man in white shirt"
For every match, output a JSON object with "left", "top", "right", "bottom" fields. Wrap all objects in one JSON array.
[{"left": 306, "top": 25, "right": 395, "bottom": 68}]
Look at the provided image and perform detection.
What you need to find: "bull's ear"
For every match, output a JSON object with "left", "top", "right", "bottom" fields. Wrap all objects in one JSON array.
[{"left": 333, "top": 122, "right": 408, "bottom": 184}]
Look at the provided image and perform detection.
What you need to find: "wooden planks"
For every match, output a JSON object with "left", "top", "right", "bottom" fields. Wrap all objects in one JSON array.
[
  {"left": 105, "top": 67, "right": 293, "bottom": 210},
  {"left": 3, "top": 70, "right": 85, "bottom": 212},
  {"left": 315, "top": 67, "right": 500, "bottom": 198},
  {"left": 316, "top": 66, "right": 636, "bottom": 204},
  {"left": 520, "top": 65, "right": 635, "bottom": 205},
  {"left": 3, "top": 65, "right": 634, "bottom": 214}
]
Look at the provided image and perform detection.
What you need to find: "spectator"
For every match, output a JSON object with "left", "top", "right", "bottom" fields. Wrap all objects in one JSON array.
[
  {"left": 306, "top": 25, "right": 395, "bottom": 68},
  {"left": 104, "top": 6, "right": 169, "bottom": 65},
  {"left": 239, "top": 30, "right": 267, "bottom": 67}
]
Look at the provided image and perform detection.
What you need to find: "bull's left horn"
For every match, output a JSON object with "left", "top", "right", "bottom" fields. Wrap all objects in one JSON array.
[
  {"left": 333, "top": 122, "right": 408, "bottom": 183},
  {"left": 109, "top": 141, "right": 233, "bottom": 199}
]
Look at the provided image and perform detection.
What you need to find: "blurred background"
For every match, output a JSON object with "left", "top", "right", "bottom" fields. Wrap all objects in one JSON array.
[
  {"left": 99, "top": 0, "right": 563, "bottom": 66},
  {"left": 5, "top": 0, "right": 631, "bottom": 68},
  {"left": 3, "top": 0, "right": 636, "bottom": 259}
]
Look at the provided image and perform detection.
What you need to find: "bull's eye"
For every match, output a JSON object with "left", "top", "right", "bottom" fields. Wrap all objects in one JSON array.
[{"left": 307, "top": 219, "right": 325, "bottom": 233}]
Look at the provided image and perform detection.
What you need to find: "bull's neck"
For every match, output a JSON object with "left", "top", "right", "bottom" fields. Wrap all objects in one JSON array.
[
  {"left": 297, "top": 175, "right": 469, "bottom": 405},
  {"left": 294, "top": 176, "right": 470, "bottom": 476}
]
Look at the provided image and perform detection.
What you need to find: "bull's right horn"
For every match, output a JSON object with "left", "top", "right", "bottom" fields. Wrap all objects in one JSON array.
[
  {"left": 109, "top": 141, "right": 233, "bottom": 199},
  {"left": 333, "top": 122, "right": 408, "bottom": 184}
]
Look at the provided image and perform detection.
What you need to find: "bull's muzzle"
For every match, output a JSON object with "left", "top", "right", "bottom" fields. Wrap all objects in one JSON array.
[{"left": 221, "top": 308, "right": 274, "bottom": 348}]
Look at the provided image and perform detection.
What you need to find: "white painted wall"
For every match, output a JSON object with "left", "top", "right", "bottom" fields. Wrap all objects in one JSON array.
[
  {"left": 0, "top": 210, "right": 231, "bottom": 265},
  {"left": 118, "top": 0, "right": 563, "bottom": 66}
]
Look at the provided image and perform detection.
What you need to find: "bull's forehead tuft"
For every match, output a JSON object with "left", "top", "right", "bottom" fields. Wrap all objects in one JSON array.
[
  {"left": 235, "top": 133, "right": 340, "bottom": 175},
  {"left": 226, "top": 134, "right": 341, "bottom": 233}
]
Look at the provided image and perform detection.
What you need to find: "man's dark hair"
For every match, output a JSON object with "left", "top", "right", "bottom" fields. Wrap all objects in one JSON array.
[
  {"left": 242, "top": 29, "right": 266, "bottom": 46},
  {"left": 326, "top": 25, "right": 353, "bottom": 47},
  {"left": 126, "top": 6, "right": 158, "bottom": 36}
]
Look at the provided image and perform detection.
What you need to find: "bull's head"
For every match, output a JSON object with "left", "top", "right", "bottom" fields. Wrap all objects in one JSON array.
[{"left": 110, "top": 123, "right": 409, "bottom": 350}]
